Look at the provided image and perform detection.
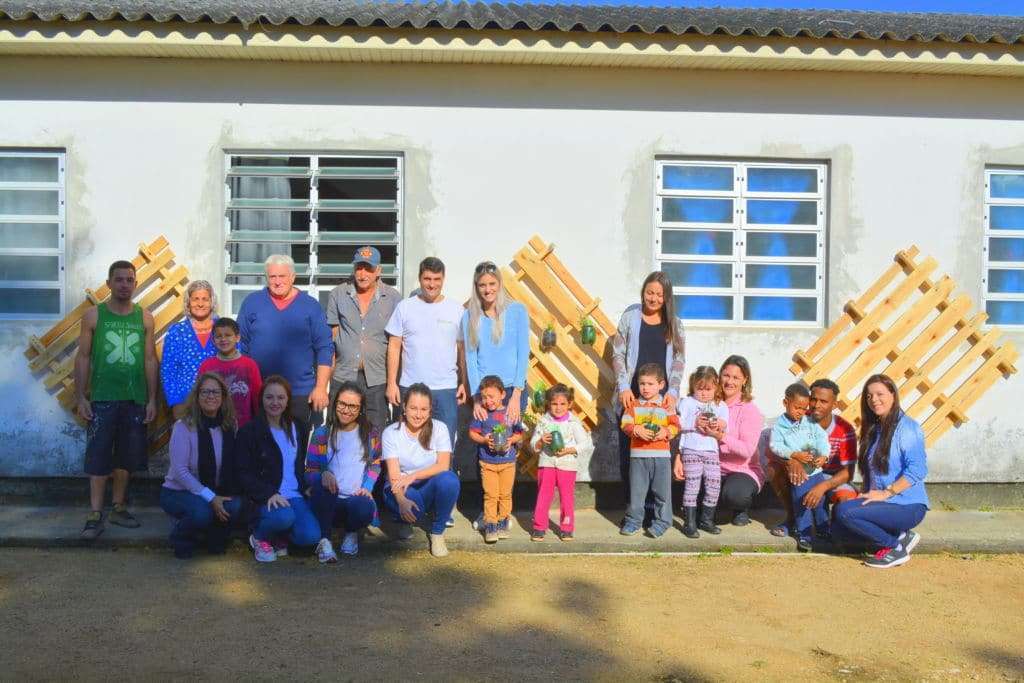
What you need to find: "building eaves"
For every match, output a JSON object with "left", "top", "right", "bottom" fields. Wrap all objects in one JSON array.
[{"left": 1, "top": 1, "right": 1023, "bottom": 46}]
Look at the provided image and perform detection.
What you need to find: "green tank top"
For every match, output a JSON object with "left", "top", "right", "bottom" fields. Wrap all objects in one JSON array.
[{"left": 90, "top": 303, "right": 148, "bottom": 404}]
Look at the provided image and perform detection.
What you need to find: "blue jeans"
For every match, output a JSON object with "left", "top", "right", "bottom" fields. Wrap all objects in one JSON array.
[
  {"left": 159, "top": 486, "right": 243, "bottom": 556},
  {"left": 253, "top": 496, "right": 321, "bottom": 546},
  {"left": 384, "top": 470, "right": 461, "bottom": 535},
  {"left": 833, "top": 499, "right": 928, "bottom": 549},
  {"left": 310, "top": 481, "right": 377, "bottom": 537},
  {"left": 401, "top": 386, "right": 459, "bottom": 450},
  {"left": 791, "top": 472, "right": 830, "bottom": 538}
]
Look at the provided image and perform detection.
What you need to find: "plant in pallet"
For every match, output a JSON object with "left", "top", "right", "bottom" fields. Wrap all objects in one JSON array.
[
  {"left": 531, "top": 381, "right": 548, "bottom": 412},
  {"left": 579, "top": 315, "right": 597, "bottom": 346},
  {"left": 541, "top": 321, "right": 557, "bottom": 350}
]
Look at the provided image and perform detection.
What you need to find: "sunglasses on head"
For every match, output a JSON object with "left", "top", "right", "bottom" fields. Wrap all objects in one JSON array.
[{"left": 475, "top": 261, "right": 498, "bottom": 274}]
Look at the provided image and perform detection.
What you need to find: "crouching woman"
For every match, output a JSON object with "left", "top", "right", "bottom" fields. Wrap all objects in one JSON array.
[
  {"left": 833, "top": 374, "right": 929, "bottom": 569},
  {"left": 159, "top": 372, "right": 243, "bottom": 559}
]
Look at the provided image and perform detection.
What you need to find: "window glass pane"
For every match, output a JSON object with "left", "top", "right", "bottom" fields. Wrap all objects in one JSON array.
[
  {"left": 662, "top": 197, "right": 733, "bottom": 223},
  {"left": 747, "top": 167, "right": 817, "bottom": 193},
  {"left": 746, "top": 264, "right": 816, "bottom": 290},
  {"left": 662, "top": 230, "right": 733, "bottom": 256},
  {"left": 988, "top": 269, "right": 1024, "bottom": 294},
  {"left": 0, "top": 189, "right": 58, "bottom": 216},
  {"left": 229, "top": 156, "right": 310, "bottom": 174},
  {"left": 0, "top": 157, "right": 59, "bottom": 183},
  {"left": 662, "top": 165, "right": 734, "bottom": 192},
  {"left": 318, "top": 210, "right": 397, "bottom": 234},
  {"left": 989, "top": 237, "right": 1024, "bottom": 262},
  {"left": 0, "top": 287, "right": 60, "bottom": 314},
  {"left": 0, "top": 222, "right": 60, "bottom": 249},
  {"left": 230, "top": 176, "right": 307, "bottom": 201},
  {"left": 661, "top": 262, "right": 732, "bottom": 288},
  {"left": 991, "top": 206, "right": 1024, "bottom": 231},
  {"left": 990, "top": 173, "right": 1024, "bottom": 199},
  {"left": 675, "top": 295, "right": 733, "bottom": 320},
  {"left": 746, "top": 232, "right": 817, "bottom": 258},
  {"left": 747, "top": 199, "right": 817, "bottom": 225},
  {"left": 229, "top": 210, "right": 309, "bottom": 233},
  {"left": 743, "top": 296, "right": 817, "bottom": 322},
  {"left": 0, "top": 254, "right": 59, "bottom": 281},
  {"left": 318, "top": 178, "right": 397, "bottom": 201},
  {"left": 986, "top": 300, "right": 1024, "bottom": 325}
]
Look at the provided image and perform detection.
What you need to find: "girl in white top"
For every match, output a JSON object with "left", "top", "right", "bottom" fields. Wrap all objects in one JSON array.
[{"left": 381, "top": 383, "right": 461, "bottom": 557}]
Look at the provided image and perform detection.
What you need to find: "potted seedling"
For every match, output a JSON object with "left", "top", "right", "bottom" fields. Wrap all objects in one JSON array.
[
  {"left": 491, "top": 423, "right": 509, "bottom": 453},
  {"left": 579, "top": 316, "right": 597, "bottom": 346},
  {"left": 541, "top": 322, "right": 557, "bottom": 350},
  {"left": 548, "top": 426, "right": 565, "bottom": 454},
  {"left": 639, "top": 415, "right": 660, "bottom": 439},
  {"left": 802, "top": 442, "right": 817, "bottom": 475},
  {"left": 532, "top": 381, "right": 548, "bottom": 412},
  {"left": 701, "top": 403, "right": 719, "bottom": 428}
]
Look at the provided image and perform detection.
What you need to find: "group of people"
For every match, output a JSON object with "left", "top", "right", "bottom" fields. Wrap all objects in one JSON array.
[{"left": 73, "top": 248, "right": 929, "bottom": 568}]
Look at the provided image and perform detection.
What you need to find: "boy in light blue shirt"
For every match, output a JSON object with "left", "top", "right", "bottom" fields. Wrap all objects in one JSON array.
[{"left": 770, "top": 383, "right": 831, "bottom": 551}]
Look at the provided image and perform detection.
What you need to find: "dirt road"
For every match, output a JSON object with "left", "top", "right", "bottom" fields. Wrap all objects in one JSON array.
[{"left": 2, "top": 548, "right": 1022, "bottom": 680}]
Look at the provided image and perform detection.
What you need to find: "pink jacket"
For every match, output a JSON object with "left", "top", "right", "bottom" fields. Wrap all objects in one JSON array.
[{"left": 719, "top": 397, "right": 765, "bottom": 488}]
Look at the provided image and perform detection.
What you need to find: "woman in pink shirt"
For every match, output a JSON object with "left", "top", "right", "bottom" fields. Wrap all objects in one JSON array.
[{"left": 698, "top": 355, "right": 765, "bottom": 526}]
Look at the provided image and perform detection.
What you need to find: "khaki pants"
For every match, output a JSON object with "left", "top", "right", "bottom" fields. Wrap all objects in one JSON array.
[{"left": 480, "top": 462, "right": 516, "bottom": 525}]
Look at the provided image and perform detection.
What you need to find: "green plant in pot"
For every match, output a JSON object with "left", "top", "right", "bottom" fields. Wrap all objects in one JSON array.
[
  {"left": 541, "top": 322, "right": 557, "bottom": 350},
  {"left": 579, "top": 316, "right": 597, "bottom": 346},
  {"left": 548, "top": 426, "right": 565, "bottom": 454},
  {"left": 532, "top": 381, "right": 548, "bottom": 412},
  {"left": 490, "top": 423, "right": 509, "bottom": 453}
]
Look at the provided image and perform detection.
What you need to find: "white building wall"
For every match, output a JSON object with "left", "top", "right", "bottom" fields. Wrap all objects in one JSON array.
[{"left": 1, "top": 55, "right": 1022, "bottom": 481}]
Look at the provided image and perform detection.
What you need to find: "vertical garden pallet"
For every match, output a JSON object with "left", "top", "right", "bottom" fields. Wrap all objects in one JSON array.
[
  {"left": 24, "top": 236, "right": 190, "bottom": 456},
  {"left": 500, "top": 235, "right": 616, "bottom": 477},
  {"left": 790, "top": 246, "right": 1018, "bottom": 446}
]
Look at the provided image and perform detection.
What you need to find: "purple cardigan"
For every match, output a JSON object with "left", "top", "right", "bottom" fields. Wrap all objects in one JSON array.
[{"left": 163, "top": 420, "right": 231, "bottom": 502}]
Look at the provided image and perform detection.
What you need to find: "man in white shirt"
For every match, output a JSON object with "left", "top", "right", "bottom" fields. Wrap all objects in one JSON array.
[{"left": 385, "top": 257, "right": 466, "bottom": 448}]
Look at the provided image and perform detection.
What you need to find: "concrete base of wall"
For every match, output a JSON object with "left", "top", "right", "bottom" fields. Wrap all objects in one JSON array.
[{"left": 3, "top": 477, "right": 1022, "bottom": 511}]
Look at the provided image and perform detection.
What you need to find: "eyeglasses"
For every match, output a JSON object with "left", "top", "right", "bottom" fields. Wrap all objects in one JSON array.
[
  {"left": 474, "top": 261, "right": 498, "bottom": 274},
  {"left": 199, "top": 389, "right": 222, "bottom": 397},
  {"left": 335, "top": 401, "right": 362, "bottom": 413}
]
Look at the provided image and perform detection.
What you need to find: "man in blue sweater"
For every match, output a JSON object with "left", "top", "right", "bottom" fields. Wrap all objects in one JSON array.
[{"left": 239, "top": 254, "right": 333, "bottom": 425}]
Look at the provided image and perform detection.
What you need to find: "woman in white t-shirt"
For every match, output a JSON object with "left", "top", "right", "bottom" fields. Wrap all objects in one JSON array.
[{"left": 382, "top": 383, "right": 461, "bottom": 557}]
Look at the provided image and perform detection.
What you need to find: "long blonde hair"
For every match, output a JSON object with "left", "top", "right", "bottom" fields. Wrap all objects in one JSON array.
[
  {"left": 182, "top": 372, "right": 237, "bottom": 432},
  {"left": 466, "top": 261, "right": 508, "bottom": 350}
]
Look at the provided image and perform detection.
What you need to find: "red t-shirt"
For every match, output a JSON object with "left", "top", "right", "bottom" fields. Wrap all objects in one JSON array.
[
  {"left": 823, "top": 414, "right": 857, "bottom": 474},
  {"left": 198, "top": 355, "right": 263, "bottom": 427}
]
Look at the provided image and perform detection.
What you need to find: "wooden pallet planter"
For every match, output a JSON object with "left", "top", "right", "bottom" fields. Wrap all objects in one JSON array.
[
  {"left": 500, "top": 235, "right": 617, "bottom": 477},
  {"left": 24, "top": 235, "right": 190, "bottom": 456},
  {"left": 790, "top": 245, "right": 1018, "bottom": 446}
]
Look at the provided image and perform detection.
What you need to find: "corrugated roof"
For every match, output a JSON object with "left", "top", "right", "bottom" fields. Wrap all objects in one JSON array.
[{"left": 1, "top": 1, "right": 1022, "bottom": 46}]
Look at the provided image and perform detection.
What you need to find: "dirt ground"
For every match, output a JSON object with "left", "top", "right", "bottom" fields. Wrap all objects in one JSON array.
[{"left": 1, "top": 548, "right": 1022, "bottom": 681}]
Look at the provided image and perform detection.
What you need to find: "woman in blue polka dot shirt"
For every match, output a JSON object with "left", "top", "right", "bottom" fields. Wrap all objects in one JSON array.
[{"left": 161, "top": 280, "right": 219, "bottom": 419}]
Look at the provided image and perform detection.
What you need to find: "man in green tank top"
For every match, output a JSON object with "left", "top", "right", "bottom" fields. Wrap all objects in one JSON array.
[{"left": 75, "top": 260, "right": 158, "bottom": 540}]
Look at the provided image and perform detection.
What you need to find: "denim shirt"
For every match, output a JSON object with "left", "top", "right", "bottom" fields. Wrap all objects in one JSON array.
[{"left": 866, "top": 412, "right": 930, "bottom": 509}]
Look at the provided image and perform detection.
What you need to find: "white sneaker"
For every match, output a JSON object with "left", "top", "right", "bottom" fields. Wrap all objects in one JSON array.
[
  {"left": 249, "top": 534, "right": 276, "bottom": 563},
  {"left": 316, "top": 538, "right": 337, "bottom": 564},
  {"left": 429, "top": 533, "right": 449, "bottom": 558},
  {"left": 340, "top": 532, "right": 359, "bottom": 556}
]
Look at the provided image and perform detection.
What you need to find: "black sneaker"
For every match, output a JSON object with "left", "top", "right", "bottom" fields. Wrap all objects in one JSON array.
[
  {"left": 864, "top": 545, "right": 910, "bottom": 569},
  {"left": 559, "top": 530, "right": 574, "bottom": 542},
  {"left": 796, "top": 536, "right": 813, "bottom": 553},
  {"left": 732, "top": 511, "right": 751, "bottom": 526},
  {"left": 530, "top": 529, "right": 546, "bottom": 542},
  {"left": 80, "top": 511, "right": 104, "bottom": 540},
  {"left": 109, "top": 504, "right": 141, "bottom": 528},
  {"left": 898, "top": 530, "right": 921, "bottom": 554}
]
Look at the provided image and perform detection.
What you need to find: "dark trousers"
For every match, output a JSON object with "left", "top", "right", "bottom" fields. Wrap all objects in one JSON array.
[
  {"left": 159, "top": 486, "right": 243, "bottom": 557},
  {"left": 331, "top": 371, "right": 391, "bottom": 430},
  {"left": 833, "top": 499, "right": 927, "bottom": 549},
  {"left": 719, "top": 472, "right": 760, "bottom": 518},
  {"left": 290, "top": 395, "right": 323, "bottom": 428},
  {"left": 791, "top": 472, "right": 830, "bottom": 537},
  {"left": 309, "top": 481, "right": 377, "bottom": 538}
]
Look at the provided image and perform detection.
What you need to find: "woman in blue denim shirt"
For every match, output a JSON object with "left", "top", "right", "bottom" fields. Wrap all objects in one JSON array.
[{"left": 833, "top": 374, "right": 929, "bottom": 569}]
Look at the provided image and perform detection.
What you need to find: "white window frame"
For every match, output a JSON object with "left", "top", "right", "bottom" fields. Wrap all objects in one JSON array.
[
  {"left": 654, "top": 158, "right": 827, "bottom": 327},
  {"left": 0, "top": 150, "right": 66, "bottom": 320},
  {"left": 222, "top": 151, "right": 404, "bottom": 312},
  {"left": 983, "top": 167, "right": 1024, "bottom": 328}
]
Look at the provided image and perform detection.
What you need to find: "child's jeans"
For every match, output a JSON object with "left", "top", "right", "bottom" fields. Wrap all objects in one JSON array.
[
  {"left": 791, "top": 471, "right": 831, "bottom": 537},
  {"left": 682, "top": 448, "right": 721, "bottom": 508},
  {"left": 480, "top": 461, "right": 516, "bottom": 525},
  {"left": 623, "top": 457, "right": 672, "bottom": 534},
  {"left": 533, "top": 467, "right": 576, "bottom": 532}
]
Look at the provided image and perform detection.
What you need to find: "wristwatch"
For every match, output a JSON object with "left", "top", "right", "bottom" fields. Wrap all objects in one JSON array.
[{"left": 885, "top": 485, "right": 897, "bottom": 496}]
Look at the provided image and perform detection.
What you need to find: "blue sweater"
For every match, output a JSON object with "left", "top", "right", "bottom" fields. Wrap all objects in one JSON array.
[
  {"left": 866, "top": 412, "right": 930, "bottom": 509},
  {"left": 160, "top": 317, "right": 218, "bottom": 407},
  {"left": 770, "top": 414, "right": 831, "bottom": 475},
  {"left": 238, "top": 289, "right": 333, "bottom": 396},
  {"left": 463, "top": 302, "right": 530, "bottom": 393}
]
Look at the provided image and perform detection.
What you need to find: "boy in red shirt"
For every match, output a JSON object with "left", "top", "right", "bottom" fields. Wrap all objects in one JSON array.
[{"left": 198, "top": 317, "right": 262, "bottom": 427}]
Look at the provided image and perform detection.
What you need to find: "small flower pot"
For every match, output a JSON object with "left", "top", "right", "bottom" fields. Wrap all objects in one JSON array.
[
  {"left": 580, "top": 323, "right": 596, "bottom": 346},
  {"left": 548, "top": 429, "right": 565, "bottom": 453},
  {"left": 542, "top": 328, "right": 557, "bottom": 350}
]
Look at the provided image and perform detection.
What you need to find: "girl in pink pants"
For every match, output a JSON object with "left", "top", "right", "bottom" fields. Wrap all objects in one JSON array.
[{"left": 530, "top": 384, "right": 594, "bottom": 541}]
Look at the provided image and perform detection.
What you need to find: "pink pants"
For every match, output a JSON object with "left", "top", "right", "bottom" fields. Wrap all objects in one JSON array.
[{"left": 533, "top": 467, "right": 576, "bottom": 532}]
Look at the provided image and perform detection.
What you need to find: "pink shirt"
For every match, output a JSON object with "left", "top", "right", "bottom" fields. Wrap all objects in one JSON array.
[{"left": 719, "top": 396, "right": 765, "bottom": 488}]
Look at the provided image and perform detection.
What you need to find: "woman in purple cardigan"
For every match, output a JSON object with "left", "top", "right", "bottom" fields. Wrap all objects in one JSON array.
[{"left": 159, "top": 372, "right": 243, "bottom": 559}]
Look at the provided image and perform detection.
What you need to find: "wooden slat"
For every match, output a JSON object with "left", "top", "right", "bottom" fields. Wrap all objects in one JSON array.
[
  {"left": 526, "top": 235, "right": 617, "bottom": 337},
  {"left": 921, "top": 345, "right": 1016, "bottom": 443}
]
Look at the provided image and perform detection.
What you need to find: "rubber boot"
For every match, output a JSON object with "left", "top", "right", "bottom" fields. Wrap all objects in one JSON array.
[
  {"left": 682, "top": 506, "right": 700, "bottom": 539},
  {"left": 699, "top": 505, "right": 722, "bottom": 535}
]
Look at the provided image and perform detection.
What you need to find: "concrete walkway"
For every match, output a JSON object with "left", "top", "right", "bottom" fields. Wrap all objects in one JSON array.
[{"left": 2, "top": 505, "right": 1022, "bottom": 554}]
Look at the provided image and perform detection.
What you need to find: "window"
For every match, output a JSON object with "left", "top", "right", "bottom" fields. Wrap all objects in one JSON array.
[
  {"left": 984, "top": 168, "right": 1024, "bottom": 327},
  {"left": 224, "top": 153, "right": 402, "bottom": 312},
  {"left": 0, "top": 151, "right": 65, "bottom": 319},
  {"left": 654, "top": 159, "right": 827, "bottom": 326}
]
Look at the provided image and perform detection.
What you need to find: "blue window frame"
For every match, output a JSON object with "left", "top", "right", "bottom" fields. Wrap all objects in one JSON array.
[
  {"left": 654, "top": 160, "right": 826, "bottom": 326},
  {"left": 984, "top": 168, "right": 1024, "bottom": 327}
]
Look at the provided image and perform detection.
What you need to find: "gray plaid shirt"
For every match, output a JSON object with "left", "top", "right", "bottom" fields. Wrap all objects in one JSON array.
[{"left": 326, "top": 281, "right": 400, "bottom": 387}]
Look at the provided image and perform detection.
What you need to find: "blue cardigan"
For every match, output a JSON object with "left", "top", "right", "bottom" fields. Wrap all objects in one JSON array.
[
  {"left": 160, "top": 318, "right": 218, "bottom": 407},
  {"left": 865, "top": 412, "right": 930, "bottom": 509},
  {"left": 238, "top": 288, "right": 333, "bottom": 396},
  {"left": 462, "top": 302, "right": 530, "bottom": 393}
]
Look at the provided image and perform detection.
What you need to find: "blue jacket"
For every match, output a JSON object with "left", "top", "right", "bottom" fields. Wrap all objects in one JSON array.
[
  {"left": 865, "top": 412, "right": 930, "bottom": 509},
  {"left": 770, "top": 414, "right": 830, "bottom": 475},
  {"left": 462, "top": 302, "right": 530, "bottom": 393},
  {"left": 160, "top": 318, "right": 218, "bottom": 407}
]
